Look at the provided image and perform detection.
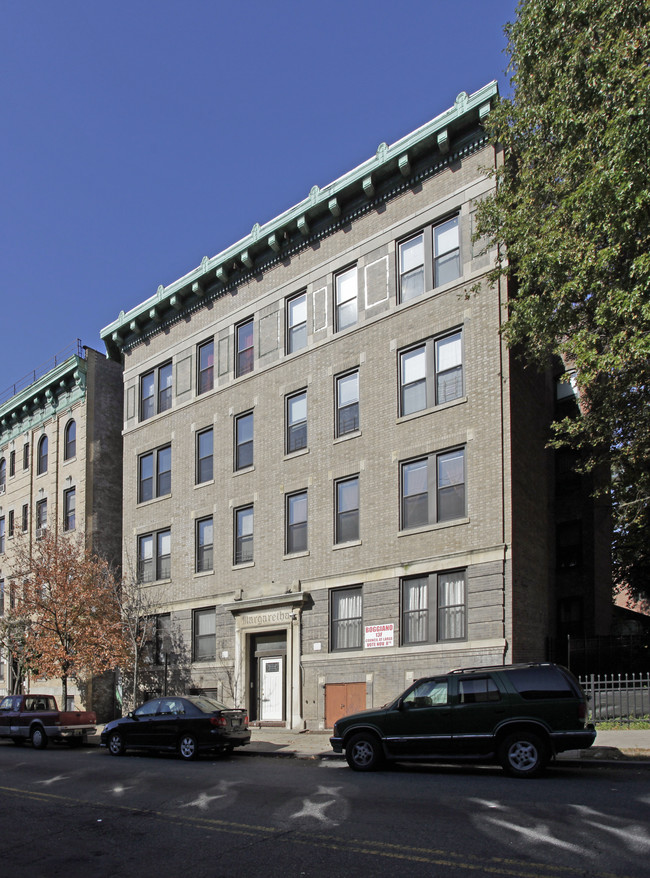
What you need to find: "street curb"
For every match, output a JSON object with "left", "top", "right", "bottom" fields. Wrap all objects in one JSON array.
[
  {"left": 237, "top": 747, "right": 650, "bottom": 766},
  {"left": 237, "top": 748, "right": 344, "bottom": 761}
]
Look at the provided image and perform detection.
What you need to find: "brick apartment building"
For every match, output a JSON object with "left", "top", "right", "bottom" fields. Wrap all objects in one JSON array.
[
  {"left": 0, "top": 344, "right": 122, "bottom": 716},
  {"left": 101, "top": 82, "right": 611, "bottom": 729}
]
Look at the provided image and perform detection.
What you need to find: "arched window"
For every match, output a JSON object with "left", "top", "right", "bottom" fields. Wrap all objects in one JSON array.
[
  {"left": 0, "top": 458, "right": 5, "bottom": 489},
  {"left": 64, "top": 419, "right": 76, "bottom": 460},
  {"left": 37, "top": 435, "right": 48, "bottom": 475}
]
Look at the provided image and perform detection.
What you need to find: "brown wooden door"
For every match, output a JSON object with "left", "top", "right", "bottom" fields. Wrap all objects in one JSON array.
[{"left": 325, "top": 682, "right": 366, "bottom": 729}]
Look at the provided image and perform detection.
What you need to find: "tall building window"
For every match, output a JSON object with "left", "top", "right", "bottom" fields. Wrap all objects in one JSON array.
[
  {"left": 437, "top": 571, "right": 467, "bottom": 640},
  {"left": 7, "top": 510, "right": 14, "bottom": 538},
  {"left": 37, "top": 435, "right": 48, "bottom": 474},
  {"left": 138, "top": 529, "right": 171, "bottom": 583},
  {"left": 397, "top": 215, "right": 461, "bottom": 303},
  {"left": 286, "top": 390, "right": 307, "bottom": 454},
  {"left": 434, "top": 216, "right": 460, "bottom": 286},
  {"left": 435, "top": 332, "right": 463, "bottom": 404},
  {"left": 236, "top": 319, "right": 254, "bottom": 377},
  {"left": 140, "top": 362, "right": 173, "bottom": 420},
  {"left": 399, "top": 330, "right": 463, "bottom": 416},
  {"left": 335, "top": 370, "right": 359, "bottom": 437},
  {"left": 401, "top": 448, "right": 466, "bottom": 529},
  {"left": 23, "top": 442, "right": 29, "bottom": 470},
  {"left": 193, "top": 607, "right": 216, "bottom": 661},
  {"left": 138, "top": 534, "right": 154, "bottom": 583},
  {"left": 141, "top": 371, "right": 155, "bottom": 420},
  {"left": 402, "top": 571, "right": 466, "bottom": 644},
  {"left": 196, "top": 517, "right": 214, "bottom": 573},
  {"left": 157, "top": 530, "right": 171, "bottom": 580},
  {"left": 196, "top": 428, "right": 214, "bottom": 483},
  {"left": 286, "top": 491, "right": 308, "bottom": 554},
  {"left": 21, "top": 504, "right": 28, "bottom": 532},
  {"left": 335, "top": 476, "right": 359, "bottom": 544},
  {"left": 234, "top": 411, "right": 253, "bottom": 471},
  {"left": 36, "top": 498, "right": 47, "bottom": 534},
  {"left": 234, "top": 506, "right": 253, "bottom": 565},
  {"left": 0, "top": 459, "right": 5, "bottom": 491},
  {"left": 64, "top": 419, "right": 76, "bottom": 460},
  {"left": 197, "top": 340, "right": 214, "bottom": 395},
  {"left": 335, "top": 265, "right": 358, "bottom": 331},
  {"left": 158, "top": 362, "right": 173, "bottom": 413},
  {"left": 331, "top": 586, "right": 362, "bottom": 651},
  {"left": 556, "top": 520, "right": 583, "bottom": 570},
  {"left": 63, "top": 487, "right": 76, "bottom": 531},
  {"left": 398, "top": 232, "right": 425, "bottom": 302},
  {"left": 138, "top": 446, "right": 171, "bottom": 502},
  {"left": 0, "top": 518, "right": 5, "bottom": 554},
  {"left": 287, "top": 292, "right": 307, "bottom": 353},
  {"left": 9, "top": 451, "right": 15, "bottom": 477},
  {"left": 0, "top": 579, "right": 4, "bottom": 615}
]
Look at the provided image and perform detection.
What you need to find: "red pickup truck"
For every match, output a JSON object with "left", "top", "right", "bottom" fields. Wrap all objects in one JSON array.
[{"left": 0, "top": 694, "right": 97, "bottom": 749}]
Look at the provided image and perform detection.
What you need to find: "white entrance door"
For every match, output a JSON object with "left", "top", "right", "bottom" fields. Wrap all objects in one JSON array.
[{"left": 260, "top": 656, "right": 283, "bottom": 721}]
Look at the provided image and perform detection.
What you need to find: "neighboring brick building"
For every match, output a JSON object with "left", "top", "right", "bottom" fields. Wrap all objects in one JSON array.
[
  {"left": 0, "top": 343, "right": 123, "bottom": 717},
  {"left": 101, "top": 82, "right": 611, "bottom": 729}
]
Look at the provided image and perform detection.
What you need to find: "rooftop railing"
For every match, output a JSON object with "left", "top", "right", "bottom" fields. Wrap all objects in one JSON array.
[{"left": 0, "top": 340, "right": 85, "bottom": 407}]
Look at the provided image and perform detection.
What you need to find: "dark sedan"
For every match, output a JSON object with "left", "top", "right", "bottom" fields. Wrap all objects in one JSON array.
[{"left": 101, "top": 695, "right": 250, "bottom": 760}]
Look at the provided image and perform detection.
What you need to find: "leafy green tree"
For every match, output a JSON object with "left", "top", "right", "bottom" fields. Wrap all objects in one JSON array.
[{"left": 476, "top": 0, "right": 650, "bottom": 601}]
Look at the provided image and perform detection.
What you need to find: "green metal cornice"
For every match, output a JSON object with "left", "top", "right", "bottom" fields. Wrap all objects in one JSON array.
[
  {"left": 0, "top": 355, "right": 87, "bottom": 445},
  {"left": 101, "top": 82, "right": 498, "bottom": 359}
]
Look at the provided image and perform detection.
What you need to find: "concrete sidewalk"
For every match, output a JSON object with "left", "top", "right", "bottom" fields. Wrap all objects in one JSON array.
[
  {"left": 241, "top": 727, "right": 650, "bottom": 763},
  {"left": 89, "top": 725, "right": 650, "bottom": 764}
]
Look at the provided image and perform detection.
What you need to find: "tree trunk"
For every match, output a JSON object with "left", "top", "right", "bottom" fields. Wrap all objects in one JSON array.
[
  {"left": 61, "top": 675, "right": 68, "bottom": 709},
  {"left": 132, "top": 653, "right": 139, "bottom": 711}
]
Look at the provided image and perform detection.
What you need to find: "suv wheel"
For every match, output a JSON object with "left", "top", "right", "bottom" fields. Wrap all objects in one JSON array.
[
  {"left": 499, "top": 731, "right": 547, "bottom": 778},
  {"left": 345, "top": 733, "right": 383, "bottom": 771}
]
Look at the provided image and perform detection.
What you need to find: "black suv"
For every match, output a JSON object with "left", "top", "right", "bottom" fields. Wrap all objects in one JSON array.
[{"left": 330, "top": 663, "right": 596, "bottom": 777}]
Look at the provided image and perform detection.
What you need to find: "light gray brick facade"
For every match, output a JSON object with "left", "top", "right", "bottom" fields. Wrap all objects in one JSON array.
[{"left": 101, "top": 83, "right": 610, "bottom": 729}]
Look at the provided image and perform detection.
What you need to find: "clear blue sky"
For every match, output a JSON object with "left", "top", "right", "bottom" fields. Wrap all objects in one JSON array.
[{"left": 1, "top": 0, "right": 517, "bottom": 389}]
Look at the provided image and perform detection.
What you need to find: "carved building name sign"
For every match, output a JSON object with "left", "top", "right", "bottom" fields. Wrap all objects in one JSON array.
[{"left": 241, "top": 610, "right": 294, "bottom": 628}]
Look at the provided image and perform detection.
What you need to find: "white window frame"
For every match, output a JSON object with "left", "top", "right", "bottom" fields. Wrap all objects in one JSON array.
[
  {"left": 401, "top": 448, "right": 466, "bottom": 529},
  {"left": 335, "top": 265, "right": 358, "bottom": 332},
  {"left": 335, "top": 370, "right": 360, "bottom": 437},
  {"left": 330, "top": 586, "right": 363, "bottom": 651},
  {"left": 286, "top": 490, "right": 308, "bottom": 554},
  {"left": 399, "top": 330, "right": 463, "bottom": 416},
  {"left": 286, "top": 292, "right": 307, "bottom": 354}
]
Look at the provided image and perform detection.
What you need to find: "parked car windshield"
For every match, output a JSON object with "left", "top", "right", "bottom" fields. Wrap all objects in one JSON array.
[
  {"left": 403, "top": 679, "right": 449, "bottom": 707},
  {"left": 134, "top": 699, "right": 161, "bottom": 717}
]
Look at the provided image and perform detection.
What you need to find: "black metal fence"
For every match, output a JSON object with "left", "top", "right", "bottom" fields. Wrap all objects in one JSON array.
[{"left": 579, "top": 673, "right": 650, "bottom": 724}]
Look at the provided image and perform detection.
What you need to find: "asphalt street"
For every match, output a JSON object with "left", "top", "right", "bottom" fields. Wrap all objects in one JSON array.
[{"left": 1, "top": 740, "right": 649, "bottom": 878}]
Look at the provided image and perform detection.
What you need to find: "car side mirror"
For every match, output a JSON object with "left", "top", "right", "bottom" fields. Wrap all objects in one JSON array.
[{"left": 396, "top": 697, "right": 405, "bottom": 711}]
